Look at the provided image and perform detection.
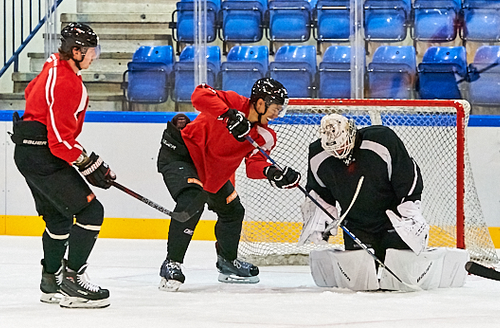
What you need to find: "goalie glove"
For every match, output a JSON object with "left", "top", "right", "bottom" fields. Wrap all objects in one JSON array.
[
  {"left": 264, "top": 165, "right": 301, "bottom": 189},
  {"left": 298, "top": 191, "right": 339, "bottom": 246},
  {"left": 219, "top": 108, "right": 252, "bottom": 142},
  {"left": 75, "top": 151, "right": 116, "bottom": 189},
  {"left": 386, "top": 200, "right": 429, "bottom": 255}
]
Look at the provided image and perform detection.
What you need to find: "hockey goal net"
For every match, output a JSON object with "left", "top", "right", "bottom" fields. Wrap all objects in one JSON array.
[{"left": 235, "top": 98, "right": 498, "bottom": 266}]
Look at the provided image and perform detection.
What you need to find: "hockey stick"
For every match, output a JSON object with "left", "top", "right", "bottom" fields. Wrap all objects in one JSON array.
[
  {"left": 322, "top": 176, "right": 364, "bottom": 239},
  {"left": 245, "top": 135, "right": 421, "bottom": 291},
  {"left": 110, "top": 181, "right": 192, "bottom": 222},
  {"left": 465, "top": 261, "right": 500, "bottom": 281}
]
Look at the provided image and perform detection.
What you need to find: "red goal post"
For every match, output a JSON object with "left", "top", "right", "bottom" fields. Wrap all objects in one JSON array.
[{"left": 235, "top": 98, "right": 498, "bottom": 266}]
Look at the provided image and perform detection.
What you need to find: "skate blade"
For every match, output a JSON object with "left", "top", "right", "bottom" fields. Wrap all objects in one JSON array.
[
  {"left": 158, "top": 277, "right": 183, "bottom": 292},
  {"left": 218, "top": 273, "right": 260, "bottom": 284},
  {"left": 59, "top": 296, "right": 110, "bottom": 309},
  {"left": 40, "top": 292, "right": 63, "bottom": 304}
]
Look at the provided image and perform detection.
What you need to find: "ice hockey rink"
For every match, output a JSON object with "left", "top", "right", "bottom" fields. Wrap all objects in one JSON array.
[{"left": 0, "top": 236, "right": 499, "bottom": 328}]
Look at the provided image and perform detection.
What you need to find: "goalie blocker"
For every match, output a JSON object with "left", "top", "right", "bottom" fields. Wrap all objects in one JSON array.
[{"left": 309, "top": 248, "right": 469, "bottom": 291}]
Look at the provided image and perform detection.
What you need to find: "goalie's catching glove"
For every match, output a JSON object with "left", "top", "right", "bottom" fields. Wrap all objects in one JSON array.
[
  {"left": 219, "top": 108, "right": 251, "bottom": 142},
  {"left": 386, "top": 200, "right": 429, "bottom": 255},
  {"left": 264, "top": 165, "right": 301, "bottom": 189},
  {"left": 75, "top": 152, "right": 116, "bottom": 189}
]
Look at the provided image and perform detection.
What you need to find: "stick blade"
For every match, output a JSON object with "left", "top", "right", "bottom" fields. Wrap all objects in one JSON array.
[
  {"left": 169, "top": 211, "right": 191, "bottom": 223},
  {"left": 465, "top": 261, "right": 500, "bottom": 281}
]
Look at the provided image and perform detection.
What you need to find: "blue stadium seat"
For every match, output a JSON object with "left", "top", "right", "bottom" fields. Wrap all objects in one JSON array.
[
  {"left": 368, "top": 46, "right": 416, "bottom": 99},
  {"left": 269, "top": 45, "right": 317, "bottom": 98},
  {"left": 221, "top": 45, "right": 269, "bottom": 97},
  {"left": 469, "top": 46, "right": 500, "bottom": 106},
  {"left": 219, "top": 0, "right": 267, "bottom": 45},
  {"left": 313, "top": 0, "right": 351, "bottom": 43},
  {"left": 461, "top": 0, "right": 500, "bottom": 42},
  {"left": 417, "top": 46, "right": 467, "bottom": 99},
  {"left": 124, "top": 46, "right": 175, "bottom": 107},
  {"left": 318, "top": 45, "right": 352, "bottom": 98},
  {"left": 173, "top": 45, "right": 221, "bottom": 103},
  {"left": 364, "top": 0, "right": 410, "bottom": 41},
  {"left": 267, "top": 0, "right": 313, "bottom": 43},
  {"left": 170, "top": 0, "right": 220, "bottom": 53},
  {"left": 412, "top": 0, "right": 460, "bottom": 42}
]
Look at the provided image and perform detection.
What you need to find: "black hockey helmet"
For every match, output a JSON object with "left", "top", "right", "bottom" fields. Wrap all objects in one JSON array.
[
  {"left": 250, "top": 78, "right": 289, "bottom": 118},
  {"left": 60, "top": 23, "right": 99, "bottom": 53}
]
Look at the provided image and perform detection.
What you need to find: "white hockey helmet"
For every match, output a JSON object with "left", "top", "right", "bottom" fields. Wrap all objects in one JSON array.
[{"left": 319, "top": 114, "right": 357, "bottom": 159}]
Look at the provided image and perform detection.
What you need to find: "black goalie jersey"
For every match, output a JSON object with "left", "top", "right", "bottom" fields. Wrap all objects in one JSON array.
[{"left": 306, "top": 125, "right": 423, "bottom": 234}]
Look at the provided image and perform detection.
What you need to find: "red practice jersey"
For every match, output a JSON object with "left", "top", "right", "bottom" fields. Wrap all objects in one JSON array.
[
  {"left": 22, "top": 53, "right": 87, "bottom": 163},
  {"left": 183, "top": 84, "right": 276, "bottom": 193}
]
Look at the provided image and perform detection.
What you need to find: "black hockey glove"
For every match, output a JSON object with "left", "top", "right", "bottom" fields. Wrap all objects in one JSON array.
[
  {"left": 75, "top": 152, "right": 116, "bottom": 189},
  {"left": 264, "top": 165, "right": 301, "bottom": 189},
  {"left": 219, "top": 108, "right": 252, "bottom": 142}
]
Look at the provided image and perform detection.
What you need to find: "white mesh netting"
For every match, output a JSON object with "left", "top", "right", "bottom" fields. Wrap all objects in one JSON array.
[{"left": 235, "top": 99, "right": 498, "bottom": 266}]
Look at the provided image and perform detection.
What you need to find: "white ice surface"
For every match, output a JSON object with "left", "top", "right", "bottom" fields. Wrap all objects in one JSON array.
[{"left": 1, "top": 236, "right": 500, "bottom": 328}]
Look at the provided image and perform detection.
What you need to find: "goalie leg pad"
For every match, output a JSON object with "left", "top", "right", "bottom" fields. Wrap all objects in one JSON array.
[
  {"left": 379, "top": 248, "right": 446, "bottom": 291},
  {"left": 439, "top": 248, "right": 469, "bottom": 288},
  {"left": 309, "top": 249, "right": 379, "bottom": 291}
]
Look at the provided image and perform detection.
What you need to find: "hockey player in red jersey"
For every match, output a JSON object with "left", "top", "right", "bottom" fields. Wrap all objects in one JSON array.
[
  {"left": 157, "top": 78, "right": 301, "bottom": 291},
  {"left": 11, "top": 23, "right": 113, "bottom": 308}
]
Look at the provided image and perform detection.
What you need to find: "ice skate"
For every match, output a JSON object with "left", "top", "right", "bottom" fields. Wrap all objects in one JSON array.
[
  {"left": 39, "top": 260, "right": 63, "bottom": 304},
  {"left": 59, "top": 264, "right": 110, "bottom": 309},
  {"left": 159, "top": 259, "right": 185, "bottom": 292},
  {"left": 216, "top": 255, "right": 260, "bottom": 284}
]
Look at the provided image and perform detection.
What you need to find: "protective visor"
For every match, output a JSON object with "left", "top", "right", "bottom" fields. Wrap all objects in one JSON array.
[{"left": 81, "top": 45, "right": 101, "bottom": 60}]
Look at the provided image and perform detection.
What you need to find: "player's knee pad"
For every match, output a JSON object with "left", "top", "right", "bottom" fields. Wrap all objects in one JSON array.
[
  {"left": 74, "top": 199, "right": 104, "bottom": 230},
  {"left": 43, "top": 214, "right": 73, "bottom": 239},
  {"left": 379, "top": 248, "right": 469, "bottom": 291},
  {"left": 175, "top": 188, "right": 205, "bottom": 213},
  {"left": 309, "top": 249, "right": 379, "bottom": 291}
]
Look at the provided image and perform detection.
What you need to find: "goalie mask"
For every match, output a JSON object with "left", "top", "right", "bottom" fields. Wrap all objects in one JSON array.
[
  {"left": 319, "top": 114, "right": 357, "bottom": 160},
  {"left": 250, "top": 78, "right": 289, "bottom": 121}
]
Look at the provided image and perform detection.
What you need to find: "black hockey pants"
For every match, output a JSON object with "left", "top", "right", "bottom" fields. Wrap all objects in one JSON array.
[
  {"left": 342, "top": 220, "right": 410, "bottom": 263},
  {"left": 12, "top": 119, "right": 104, "bottom": 273}
]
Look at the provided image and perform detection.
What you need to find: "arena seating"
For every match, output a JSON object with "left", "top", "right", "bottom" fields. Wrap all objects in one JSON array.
[
  {"left": 469, "top": 45, "right": 500, "bottom": 106},
  {"left": 313, "top": 0, "right": 351, "bottom": 44},
  {"left": 123, "top": 46, "right": 175, "bottom": 110},
  {"left": 220, "top": 45, "right": 269, "bottom": 97},
  {"left": 461, "top": 0, "right": 500, "bottom": 42},
  {"left": 318, "top": 45, "right": 352, "bottom": 98},
  {"left": 367, "top": 45, "right": 416, "bottom": 99},
  {"left": 219, "top": 0, "right": 267, "bottom": 53},
  {"left": 417, "top": 46, "right": 467, "bottom": 99},
  {"left": 269, "top": 45, "right": 317, "bottom": 98},
  {"left": 364, "top": 0, "right": 411, "bottom": 42},
  {"left": 172, "top": 45, "right": 221, "bottom": 103},
  {"left": 412, "top": 0, "right": 461, "bottom": 42}
]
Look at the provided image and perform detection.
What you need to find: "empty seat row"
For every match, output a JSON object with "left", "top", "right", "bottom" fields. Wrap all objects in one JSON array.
[
  {"left": 170, "top": 0, "right": 500, "bottom": 54},
  {"left": 123, "top": 44, "right": 500, "bottom": 107}
]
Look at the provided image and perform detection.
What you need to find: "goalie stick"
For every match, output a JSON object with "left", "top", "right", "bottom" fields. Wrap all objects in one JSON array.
[
  {"left": 245, "top": 135, "right": 421, "bottom": 291},
  {"left": 110, "top": 181, "right": 193, "bottom": 222},
  {"left": 322, "top": 176, "right": 364, "bottom": 239},
  {"left": 465, "top": 261, "right": 500, "bottom": 281}
]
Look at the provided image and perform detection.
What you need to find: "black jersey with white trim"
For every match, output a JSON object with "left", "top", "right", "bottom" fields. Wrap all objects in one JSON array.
[{"left": 306, "top": 125, "right": 423, "bottom": 234}]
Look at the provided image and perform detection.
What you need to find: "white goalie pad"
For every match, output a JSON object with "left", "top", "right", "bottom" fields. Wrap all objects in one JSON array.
[
  {"left": 439, "top": 248, "right": 470, "bottom": 288},
  {"left": 309, "top": 249, "right": 379, "bottom": 291},
  {"left": 298, "top": 190, "right": 339, "bottom": 246},
  {"left": 379, "top": 248, "right": 469, "bottom": 291}
]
